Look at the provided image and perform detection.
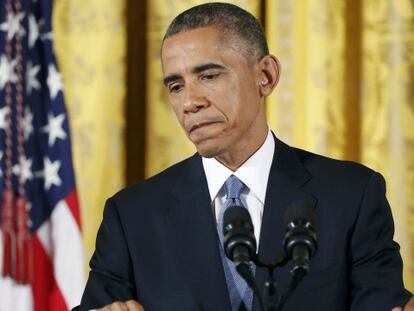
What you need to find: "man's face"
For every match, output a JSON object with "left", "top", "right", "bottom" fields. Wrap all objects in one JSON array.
[{"left": 161, "top": 26, "right": 267, "bottom": 161}]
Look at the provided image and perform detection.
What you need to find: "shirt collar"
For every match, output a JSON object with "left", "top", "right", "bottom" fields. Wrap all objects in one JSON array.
[{"left": 202, "top": 128, "right": 275, "bottom": 204}]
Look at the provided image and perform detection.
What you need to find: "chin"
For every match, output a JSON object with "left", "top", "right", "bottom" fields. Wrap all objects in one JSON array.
[
  {"left": 195, "top": 143, "right": 222, "bottom": 158},
  {"left": 196, "top": 148, "right": 217, "bottom": 158}
]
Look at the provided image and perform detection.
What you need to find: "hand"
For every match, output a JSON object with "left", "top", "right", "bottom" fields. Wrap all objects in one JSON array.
[
  {"left": 392, "top": 296, "right": 414, "bottom": 311},
  {"left": 97, "top": 300, "right": 144, "bottom": 311}
]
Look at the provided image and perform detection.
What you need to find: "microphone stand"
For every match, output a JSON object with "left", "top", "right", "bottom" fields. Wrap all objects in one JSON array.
[
  {"left": 253, "top": 253, "right": 289, "bottom": 311},
  {"left": 238, "top": 253, "right": 305, "bottom": 311},
  {"left": 223, "top": 203, "right": 316, "bottom": 311}
]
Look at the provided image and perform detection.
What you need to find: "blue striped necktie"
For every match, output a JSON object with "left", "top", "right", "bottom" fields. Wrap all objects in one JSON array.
[{"left": 217, "top": 175, "right": 254, "bottom": 311}]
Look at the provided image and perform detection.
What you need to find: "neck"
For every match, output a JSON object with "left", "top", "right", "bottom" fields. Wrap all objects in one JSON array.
[{"left": 215, "top": 126, "right": 268, "bottom": 171}]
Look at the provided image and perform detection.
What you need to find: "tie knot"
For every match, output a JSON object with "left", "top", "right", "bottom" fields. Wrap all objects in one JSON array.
[{"left": 224, "top": 175, "right": 245, "bottom": 200}]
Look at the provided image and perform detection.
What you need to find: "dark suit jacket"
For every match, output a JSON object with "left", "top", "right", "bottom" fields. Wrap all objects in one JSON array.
[{"left": 77, "top": 137, "right": 412, "bottom": 311}]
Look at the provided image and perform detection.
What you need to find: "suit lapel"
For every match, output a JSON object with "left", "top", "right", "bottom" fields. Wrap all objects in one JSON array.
[
  {"left": 253, "top": 136, "right": 316, "bottom": 311},
  {"left": 168, "top": 155, "right": 232, "bottom": 311}
]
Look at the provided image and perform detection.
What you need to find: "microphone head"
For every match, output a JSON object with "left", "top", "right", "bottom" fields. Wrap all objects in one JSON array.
[
  {"left": 284, "top": 200, "right": 315, "bottom": 226},
  {"left": 283, "top": 200, "right": 317, "bottom": 260},
  {"left": 223, "top": 206, "right": 256, "bottom": 262},
  {"left": 223, "top": 205, "right": 253, "bottom": 234}
]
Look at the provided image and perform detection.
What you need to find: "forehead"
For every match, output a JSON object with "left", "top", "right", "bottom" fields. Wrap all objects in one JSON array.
[{"left": 161, "top": 27, "right": 247, "bottom": 74}]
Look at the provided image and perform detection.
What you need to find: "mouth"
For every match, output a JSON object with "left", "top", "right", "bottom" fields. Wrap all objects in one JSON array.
[{"left": 189, "top": 121, "right": 220, "bottom": 133}]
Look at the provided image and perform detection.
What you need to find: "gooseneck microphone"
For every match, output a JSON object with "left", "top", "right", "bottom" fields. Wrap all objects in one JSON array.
[
  {"left": 283, "top": 200, "right": 317, "bottom": 279},
  {"left": 223, "top": 206, "right": 256, "bottom": 265},
  {"left": 223, "top": 206, "right": 257, "bottom": 288},
  {"left": 223, "top": 206, "right": 265, "bottom": 310},
  {"left": 273, "top": 200, "right": 317, "bottom": 311}
]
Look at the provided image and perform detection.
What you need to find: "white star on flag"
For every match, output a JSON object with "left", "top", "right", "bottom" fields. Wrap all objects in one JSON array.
[
  {"left": 43, "top": 157, "right": 62, "bottom": 190},
  {"left": 28, "top": 14, "right": 41, "bottom": 48},
  {"left": 24, "top": 107, "right": 34, "bottom": 139},
  {"left": 12, "top": 156, "right": 34, "bottom": 183},
  {"left": 42, "top": 112, "right": 67, "bottom": 146},
  {"left": 0, "top": 12, "right": 25, "bottom": 40},
  {"left": 26, "top": 61, "right": 41, "bottom": 94},
  {"left": 47, "top": 63, "right": 63, "bottom": 99},
  {"left": 0, "top": 55, "right": 17, "bottom": 89},
  {"left": 0, "top": 106, "right": 10, "bottom": 130},
  {"left": 40, "top": 31, "right": 53, "bottom": 41}
]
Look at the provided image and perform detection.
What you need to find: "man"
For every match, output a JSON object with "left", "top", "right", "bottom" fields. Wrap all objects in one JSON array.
[{"left": 76, "top": 3, "right": 413, "bottom": 311}]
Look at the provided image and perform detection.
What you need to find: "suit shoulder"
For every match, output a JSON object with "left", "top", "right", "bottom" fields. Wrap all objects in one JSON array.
[
  {"left": 111, "top": 154, "right": 199, "bottom": 204},
  {"left": 293, "top": 147, "right": 377, "bottom": 182}
]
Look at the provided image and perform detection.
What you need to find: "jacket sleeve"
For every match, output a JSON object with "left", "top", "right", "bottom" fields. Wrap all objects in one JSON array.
[
  {"left": 77, "top": 198, "right": 136, "bottom": 311},
  {"left": 349, "top": 172, "right": 412, "bottom": 310}
]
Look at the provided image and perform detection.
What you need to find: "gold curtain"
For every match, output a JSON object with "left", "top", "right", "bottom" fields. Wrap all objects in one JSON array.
[
  {"left": 53, "top": 0, "right": 126, "bottom": 268},
  {"left": 146, "top": 0, "right": 261, "bottom": 177},
  {"left": 361, "top": 0, "right": 414, "bottom": 290},
  {"left": 266, "top": 0, "right": 349, "bottom": 158},
  {"left": 266, "top": 0, "right": 414, "bottom": 291}
]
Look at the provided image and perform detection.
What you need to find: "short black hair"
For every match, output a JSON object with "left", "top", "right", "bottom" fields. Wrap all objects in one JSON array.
[{"left": 163, "top": 2, "right": 269, "bottom": 62}]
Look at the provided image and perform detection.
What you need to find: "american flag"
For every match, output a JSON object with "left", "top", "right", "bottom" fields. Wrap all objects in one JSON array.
[{"left": 0, "top": 0, "right": 84, "bottom": 310}]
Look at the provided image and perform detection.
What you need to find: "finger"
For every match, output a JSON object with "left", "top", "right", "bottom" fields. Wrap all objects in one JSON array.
[
  {"left": 109, "top": 302, "right": 123, "bottom": 311},
  {"left": 391, "top": 308, "right": 402, "bottom": 311},
  {"left": 99, "top": 301, "right": 128, "bottom": 311},
  {"left": 126, "top": 300, "right": 145, "bottom": 311},
  {"left": 115, "top": 301, "right": 130, "bottom": 311},
  {"left": 405, "top": 298, "right": 414, "bottom": 311}
]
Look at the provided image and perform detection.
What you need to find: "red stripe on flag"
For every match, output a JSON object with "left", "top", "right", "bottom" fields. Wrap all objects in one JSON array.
[
  {"left": 65, "top": 190, "right": 81, "bottom": 230},
  {"left": 32, "top": 234, "right": 68, "bottom": 311},
  {"left": 49, "top": 281, "right": 69, "bottom": 311}
]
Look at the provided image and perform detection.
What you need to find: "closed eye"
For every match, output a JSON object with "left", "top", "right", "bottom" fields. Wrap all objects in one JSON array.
[
  {"left": 201, "top": 72, "right": 220, "bottom": 81},
  {"left": 168, "top": 83, "right": 184, "bottom": 93}
]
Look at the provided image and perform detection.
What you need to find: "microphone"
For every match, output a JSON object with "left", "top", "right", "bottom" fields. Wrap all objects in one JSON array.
[
  {"left": 223, "top": 206, "right": 257, "bottom": 265},
  {"left": 283, "top": 200, "right": 317, "bottom": 279},
  {"left": 223, "top": 206, "right": 260, "bottom": 297}
]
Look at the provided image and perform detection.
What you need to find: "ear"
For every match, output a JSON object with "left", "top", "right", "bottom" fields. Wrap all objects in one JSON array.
[{"left": 257, "top": 55, "right": 281, "bottom": 97}]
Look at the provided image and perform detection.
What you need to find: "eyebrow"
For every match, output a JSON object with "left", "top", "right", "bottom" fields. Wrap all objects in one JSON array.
[
  {"left": 163, "top": 74, "right": 181, "bottom": 86},
  {"left": 163, "top": 62, "right": 226, "bottom": 86},
  {"left": 192, "top": 63, "right": 225, "bottom": 73}
]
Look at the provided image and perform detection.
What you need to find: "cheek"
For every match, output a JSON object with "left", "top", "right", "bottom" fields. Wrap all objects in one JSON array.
[
  {"left": 224, "top": 86, "right": 255, "bottom": 122},
  {"left": 169, "top": 101, "right": 185, "bottom": 126},
  {"left": 238, "top": 81, "right": 261, "bottom": 113},
  {"left": 211, "top": 83, "right": 242, "bottom": 118}
]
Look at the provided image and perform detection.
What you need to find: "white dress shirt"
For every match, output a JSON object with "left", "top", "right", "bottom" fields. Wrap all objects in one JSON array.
[{"left": 202, "top": 128, "right": 275, "bottom": 247}]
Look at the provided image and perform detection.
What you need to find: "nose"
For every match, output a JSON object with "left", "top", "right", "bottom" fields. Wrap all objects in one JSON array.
[{"left": 183, "top": 83, "right": 208, "bottom": 113}]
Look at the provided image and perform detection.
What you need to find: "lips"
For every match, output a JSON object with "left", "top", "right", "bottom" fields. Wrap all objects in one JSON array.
[
  {"left": 186, "top": 118, "right": 222, "bottom": 134},
  {"left": 189, "top": 121, "right": 218, "bottom": 133}
]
